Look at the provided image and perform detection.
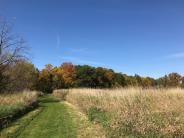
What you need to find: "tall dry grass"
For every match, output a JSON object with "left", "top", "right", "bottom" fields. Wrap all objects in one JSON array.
[
  {"left": 0, "top": 91, "right": 41, "bottom": 118},
  {"left": 0, "top": 91, "right": 40, "bottom": 106},
  {"left": 63, "top": 88, "right": 184, "bottom": 137},
  {"left": 53, "top": 89, "right": 69, "bottom": 101}
]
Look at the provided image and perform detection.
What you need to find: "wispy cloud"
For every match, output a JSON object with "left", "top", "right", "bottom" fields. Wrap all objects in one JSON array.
[
  {"left": 69, "top": 48, "right": 88, "bottom": 53},
  {"left": 12, "top": 16, "right": 17, "bottom": 20},
  {"left": 166, "top": 52, "right": 184, "bottom": 59},
  {"left": 63, "top": 47, "right": 94, "bottom": 56},
  {"left": 59, "top": 56, "right": 104, "bottom": 66},
  {"left": 56, "top": 34, "right": 61, "bottom": 48}
]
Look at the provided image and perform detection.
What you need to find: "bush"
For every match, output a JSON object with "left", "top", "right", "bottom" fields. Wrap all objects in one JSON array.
[{"left": 52, "top": 89, "right": 69, "bottom": 100}]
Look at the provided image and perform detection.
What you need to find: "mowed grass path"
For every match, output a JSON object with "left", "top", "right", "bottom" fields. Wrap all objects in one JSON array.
[
  {"left": 1, "top": 95, "right": 105, "bottom": 138},
  {"left": 17, "top": 96, "right": 77, "bottom": 138}
]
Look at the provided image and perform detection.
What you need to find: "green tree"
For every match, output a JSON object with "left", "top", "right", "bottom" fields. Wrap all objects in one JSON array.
[
  {"left": 5, "top": 60, "right": 38, "bottom": 92},
  {"left": 75, "top": 65, "right": 97, "bottom": 87},
  {"left": 95, "top": 67, "right": 114, "bottom": 88},
  {"left": 167, "top": 73, "right": 182, "bottom": 87},
  {"left": 113, "top": 73, "right": 127, "bottom": 87}
]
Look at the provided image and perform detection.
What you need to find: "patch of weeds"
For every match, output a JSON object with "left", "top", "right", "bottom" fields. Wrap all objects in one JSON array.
[
  {"left": 0, "top": 103, "right": 25, "bottom": 118},
  {"left": 87, "top": 107, "right": 111, "bottom": 127},
  {"left": 0, "top": 108, "right": 41, "bottom": 138},
  {"left": 38, "top": 95, "right": 59, "bottom": 103}
]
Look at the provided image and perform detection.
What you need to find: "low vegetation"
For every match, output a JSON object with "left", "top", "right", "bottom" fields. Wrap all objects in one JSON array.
[
  {"left": 53, "top": 88, "right": 184, "bottom": 137},
  {"left": 1, "top": 95, "right": 105, "bottom": 138},
  {"left": 0, "top": 91, "right": 40, "bottom": 129},
  {"left": 0, "top": 108, "right": 41, "bottom": 138},
  {"left": 52, "top": 89, "right": 69, "bottom": 101},
  {"left": 15, "top": 95, "right": 77, "bottom": 138}
]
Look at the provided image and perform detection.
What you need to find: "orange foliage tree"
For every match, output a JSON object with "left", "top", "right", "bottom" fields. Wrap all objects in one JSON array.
[{"left": 59, "top": 63, "right": 75, "bottom": 88}]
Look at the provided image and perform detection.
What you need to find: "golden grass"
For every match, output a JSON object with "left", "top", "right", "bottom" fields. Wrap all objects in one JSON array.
[
  {"left": 0, "top": 91, "right": 40, "bottom": 106},
  {"left": 53, "top": 89, "right": 69, "bottom": 101},
  {"left": 65, "top": 102, "right": 106, "bottom": 138},
  {"left": 61, "top": 88, "right": 184, "bottom": 137}
]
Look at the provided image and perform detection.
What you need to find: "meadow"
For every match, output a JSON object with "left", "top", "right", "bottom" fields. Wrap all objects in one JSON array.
[
  {"left": 54, "top": 88, "right": 184, "bottom": 137},
  {"left": 2, "top": 88, "right": 184, "bottom": 138},
  {"left": 1, "top": 2, "right": 184, "bottom": 137}
]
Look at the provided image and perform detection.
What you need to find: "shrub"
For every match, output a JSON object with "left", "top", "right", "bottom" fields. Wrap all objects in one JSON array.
[{"left": 52, "top": 89, "right": 69, "bottom": 100}]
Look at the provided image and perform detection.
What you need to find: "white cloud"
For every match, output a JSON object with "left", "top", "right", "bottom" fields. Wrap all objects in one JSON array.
[
  {"left": 166, "top": 52, "right": 184, "bottom": 59},
  {"left": 59, "top": 56, "right": 104, "bottom": 66}
]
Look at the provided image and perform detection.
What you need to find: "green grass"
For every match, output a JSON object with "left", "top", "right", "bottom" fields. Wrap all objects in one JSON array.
[
  {"left": 0, "top": 108, "right": 42, "bottom": 138},
  {"left": 1, "top": 95, "right": 105, "bottom": 138},
  {"left": 0, "top": 103, "right": 25, "bottom": 118},
  {"left": 16, "top": 95, "right": 77, "bottom": 138},
  {"left": 87, "top": 107, "right": 111, "bottom": 128}
]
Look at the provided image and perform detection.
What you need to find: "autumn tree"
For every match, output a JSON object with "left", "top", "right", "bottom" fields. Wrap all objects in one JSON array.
[
  {"left": 134, "top": 74, "right": 143, "bottom": 87},
  {"left": 5, "top": 60, "right": 38, "bottom": 91},
  {"left": 37, "top": 64, "right": 54, "bottom": 93},
  {"left": 113, "top": 73, "right": 127, "bottom": 87},
  {"left": 59, "top": 63, "right": 75, "bottom": 88},
  {"left": 167, "top": 73, "right": 182, "bottom": 87},
  {"left": 95, "top": 67, "right": 108, "bottom": 87},
  {"left": 141, "top": 77, "right": 156, "bottom": 88},
  {"left": 52, "top": 66, "right": 65, "bottom": 90},
  {"left": 36, "top": 63, "right": 184, "bottom": 92},
  {"left": 156, "top": 73, "right": 182, "bottom": 88},
  {"left": 123, "top": 75, "right": 136, "bottom": 86},
  {"left": 156, "top": 75, "right": 169, "bottom": 88},
  {"left": 94, "top": 67, "right": 115, "bottom": 88}
]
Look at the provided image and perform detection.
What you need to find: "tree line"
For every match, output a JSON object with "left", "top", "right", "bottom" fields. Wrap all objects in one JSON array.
[
  {"left": 1, "top": 60, "right": 184, "bottom": 93},
  {"left": 0, "top": 19, "right": 183, "bottom": 93},
  {"left": 37, "top": 63, "right": 184, "bottom": 93}
]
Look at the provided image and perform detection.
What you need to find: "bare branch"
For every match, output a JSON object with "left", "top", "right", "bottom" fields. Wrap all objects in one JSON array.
[{"left": 0, "top": 19, "right": 28, "bottom": 70}]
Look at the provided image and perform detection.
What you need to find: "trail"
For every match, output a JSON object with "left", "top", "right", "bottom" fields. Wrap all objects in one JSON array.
[{"left": 0, "top": 95, "right": 105, "bottom": 138}]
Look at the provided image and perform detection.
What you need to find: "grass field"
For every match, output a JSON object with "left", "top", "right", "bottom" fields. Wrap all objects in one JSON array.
[
  {"left": 2, "top": 88, "right": 184, "bottom": 138},
  {"left": 63, "top": 88, "right": 184, "bottom": 137}
]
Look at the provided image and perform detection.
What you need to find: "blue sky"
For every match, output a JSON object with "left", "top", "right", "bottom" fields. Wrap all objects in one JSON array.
[{"left": 1, "top": 0, "right": 184, "bottom": 78}]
